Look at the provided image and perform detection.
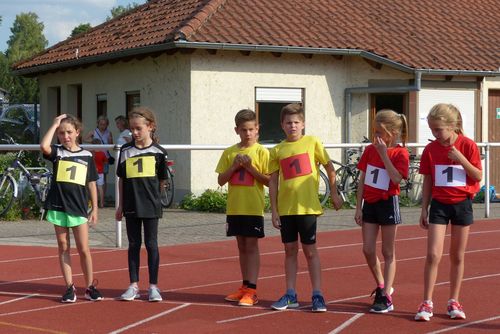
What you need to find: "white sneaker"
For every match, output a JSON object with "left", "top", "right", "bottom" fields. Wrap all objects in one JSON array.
[
  {"left": 447, "top": 300, "right": 466, "bottom": 319},
  {"left": 121, "top": 286, "right": 140, "bottom": 301},
  {"left": 415, "top": 301, "right": 433, "bottom": 321},
  {"left": 148, "top": 287, "right": 163, "bottom": 302}
]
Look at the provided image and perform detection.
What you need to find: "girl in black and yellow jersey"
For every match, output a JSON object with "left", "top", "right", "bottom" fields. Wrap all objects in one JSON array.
[
  {"left": 40, "top": 114, "right": 103, "bottom": 303},
  {"left": 116, "top": 107, "right": 167, "bottom": 302}
]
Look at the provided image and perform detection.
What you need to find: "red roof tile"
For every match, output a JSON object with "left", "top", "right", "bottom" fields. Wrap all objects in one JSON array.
[{"left": 13, "top": 0, "right": 500, "bottom": 74}]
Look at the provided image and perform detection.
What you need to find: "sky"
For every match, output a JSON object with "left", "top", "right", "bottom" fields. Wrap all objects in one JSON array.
[{"left": 0, "top": 0, "right": 147, "bottom": 52}]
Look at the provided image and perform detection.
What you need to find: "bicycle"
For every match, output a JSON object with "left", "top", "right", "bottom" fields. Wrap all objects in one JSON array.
[
  {"left": 160, "top": 159, "right": 175, "bottom": 208},
  {"left": 0, "top": 134, "right": 52, "bottom": 218},
  {"left": 399, "top": 154, "right": 421, "bottom": 206}
]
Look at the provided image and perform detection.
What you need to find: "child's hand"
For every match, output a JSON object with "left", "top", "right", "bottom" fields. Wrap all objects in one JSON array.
[
  {"left": 232, "top": 154, "right": 243, "bottom": 168},
  {"left": 448, "top": 146, "right": 465, "bottom": 163},
  {"left": 240, "top": 154, "right": 252, "bottom": 169},
  {"left": 419, "top": 209, "right": 429, "bottom": 229},
  {"left": 115, "top": 206, "right": 123, "bottom": 221},
  {"left": 88, "top": 209, "right": 98, "bottom": 227},
  {"left": 354, "top": 208, "right": 362, "bottom": 226},
  {"left": 53, "top": 114, "right": 67, "bottom": 127},
  {"left": 373, "top": 136, "right": 388, "bottom": 156},
  {"left": 331, "top": 192, "right": 343, "bottom": 211},
  {"left": 271, "top": 211, "right": 281, "bottom": 229}
]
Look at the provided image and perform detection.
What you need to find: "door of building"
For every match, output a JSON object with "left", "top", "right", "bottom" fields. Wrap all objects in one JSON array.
[{"left": 488, "top": 90, "right": 500, "bottom": 189}]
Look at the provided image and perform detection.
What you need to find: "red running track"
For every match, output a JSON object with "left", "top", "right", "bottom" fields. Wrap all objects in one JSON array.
[{"left": 0, "top": 220, "right": 499, "bottom": 333}]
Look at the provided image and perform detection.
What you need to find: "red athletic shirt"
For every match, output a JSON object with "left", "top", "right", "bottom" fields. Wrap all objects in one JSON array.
[
  {"left": 419, "top": 134, "right": 481, "bottom": 204},
  {"left": 93, "top": 151, "right": 107, "bottom": 174},
  {"left": 357, "top": 144, "right": 409, "bottom": 203}
]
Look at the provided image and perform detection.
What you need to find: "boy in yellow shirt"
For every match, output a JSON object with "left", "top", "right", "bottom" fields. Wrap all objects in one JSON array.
[
  {"left": 269, "top": 103, "right": 343, "bottom": 312},
  {"left": 216, "top": 109, "right": 270, "bottom": 306}
]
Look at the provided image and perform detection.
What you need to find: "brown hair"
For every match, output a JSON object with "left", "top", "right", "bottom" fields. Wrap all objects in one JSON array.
[
  {"left": 128, "top": 106, "right": 159, "bottom": 143},
  {"left": 234, "top": 109, "right": 257, "bottom": 127},
  {"left": 60, "top": 114, "right": 83, "bottom": 133},
  {"left": 374, "top": 109, "right": 408, "bottom": 146},
  {"left": 427, "top": 103, "right": 464, "bottom": 135},
  {"left": 280, "top": 103, "right": 304, "bottom": 123},
  {"left": 114, "top": 115, "right": 129, "bottom": 129}
]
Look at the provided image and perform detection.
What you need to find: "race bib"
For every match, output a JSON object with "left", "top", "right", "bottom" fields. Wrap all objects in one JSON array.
[
  {"left": 230, "top": 168, "right": 254, "bottom": 186},
  {"left": 434, "top": 165, "right": 466, "bottom": 187},
  {"left": 56, "top": 160, "right": 87, "bottom": 186},
  {"left": 365, "top": 164, "right": 390, "bottom": 190},
  {"left": 280, "top": 153, "right": 312, "bottom": 180},
  {"left": 126, "top": 156, "right": 156, "bottom": 178}
]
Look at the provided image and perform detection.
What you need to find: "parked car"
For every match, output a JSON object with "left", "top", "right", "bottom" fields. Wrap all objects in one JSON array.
[{"left": 0, "top": 104, "right": 40, "bottom": 144}]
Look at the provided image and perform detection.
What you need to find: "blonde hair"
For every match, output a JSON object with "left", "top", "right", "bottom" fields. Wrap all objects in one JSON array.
[
  {"left": 427, "top": 103, "right": 464, "bottom": 135},
  {"left": 234, "top": 109, "right": 256, "bottom": 127},
  {"left": 280, "top": 103, "right": 304, "bottom": 123},
  {"left": 128, "top": 106, "right": 159, "bottom": 143},
  {"left": 374, "top": 109, "right": 408, "bottom": 146}
]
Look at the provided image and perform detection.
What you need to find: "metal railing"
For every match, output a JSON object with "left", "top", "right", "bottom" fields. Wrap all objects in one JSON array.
[{"left": 1, "top": 142, "right": 499, "bottom": 247}]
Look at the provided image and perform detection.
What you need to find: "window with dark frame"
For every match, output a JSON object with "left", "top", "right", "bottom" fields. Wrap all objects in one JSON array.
[
  {"left": 126, "top": 91, "right": 140, "bottom": 115},
  {"left": 97, "top": 94, "right": 107, "bottom": 118}
]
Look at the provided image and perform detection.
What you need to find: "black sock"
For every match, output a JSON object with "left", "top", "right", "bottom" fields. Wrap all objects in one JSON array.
[
  {"left": 247, "top": 283, "right": 257, "bottom": 289},
  {"left": 243, "top": 280, "right": 250, "bottom": 287}
]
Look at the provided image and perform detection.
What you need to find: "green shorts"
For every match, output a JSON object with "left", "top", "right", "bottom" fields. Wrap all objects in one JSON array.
[{"left": 47, "top": 210, "right": 87, "bottom": 228}]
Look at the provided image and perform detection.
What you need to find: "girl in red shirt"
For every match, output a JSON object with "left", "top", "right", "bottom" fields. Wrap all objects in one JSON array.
[
  {"left": 355, "top": 109, "right": 409, "bottom": 313},
  {"left": 415, "top": 104, "right": 482, "bottom": 321}
]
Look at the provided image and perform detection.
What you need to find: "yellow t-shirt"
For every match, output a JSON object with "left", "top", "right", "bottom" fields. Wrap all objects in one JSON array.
[
  {"left": 215, "top": 143, "right": 269, "bottom": 216},
  {"left": 268, "top": 136, "right": 330, "bottom": 216}
]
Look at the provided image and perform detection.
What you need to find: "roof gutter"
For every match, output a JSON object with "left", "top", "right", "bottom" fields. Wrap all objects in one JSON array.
[
  {"left": 13, "top": 40, "right": 500, "bottom": 78},
  {"left": 344, "top": 71, "right": 422, "bottom": 143}
]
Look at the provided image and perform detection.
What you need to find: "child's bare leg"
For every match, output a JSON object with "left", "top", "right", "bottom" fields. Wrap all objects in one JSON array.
[
  {"left": 449, "top": 225, "right": 470, "bottom": 300},
  {"left": 97, "top": 185, "right": 104, "bottom": 208},
  {"left": 362, "top": 223, "right": 384, "bottom": 286},
  {"left": 237, "top": 236, "right": 260, "bottom": 285},
  {"left": 284, "top": 242, "right": 299, "bottom": 291},
  {"left": 424, "top": 224, "right": 447, "bottom": 301},
  {"left": 73, "top": 223, "right": 93, "bottom": 287},
  {"left": 54, "top": 226, "right": 72, "bottom": 286},
  {"left": 302, "top": 243, "right": 322, "bottom": 292},
  {"left": 381, "top": 225, "right": 397, "bottom": 295}
]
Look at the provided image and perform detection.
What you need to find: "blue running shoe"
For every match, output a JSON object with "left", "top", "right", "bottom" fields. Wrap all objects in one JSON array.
[
  {"left": 312, "top": 295, "right": 327, "bottom": 312},
  {"left": 271, "top": 294, "right": 299, "bottom": 310}
]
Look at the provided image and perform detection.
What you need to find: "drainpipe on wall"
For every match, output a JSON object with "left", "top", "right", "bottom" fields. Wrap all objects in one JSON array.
[{"left": 344, "top": 71, "right": 422, "bottom": 143}]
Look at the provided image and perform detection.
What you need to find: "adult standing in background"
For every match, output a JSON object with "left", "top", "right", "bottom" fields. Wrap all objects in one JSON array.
[{"left": 115, "top": 115, "right": 132, "bottom": 146}]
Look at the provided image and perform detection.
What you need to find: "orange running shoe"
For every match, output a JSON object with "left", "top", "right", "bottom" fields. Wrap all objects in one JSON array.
[
  {"left": 238, "top": 288, "right": 258, "bottom": 306},
  {"left": 225, "top": 285, "right": 247, "bottom": 302}
]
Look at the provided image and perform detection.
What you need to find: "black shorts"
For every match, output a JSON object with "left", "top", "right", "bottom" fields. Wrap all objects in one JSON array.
[
  {"left": 362, "top": 196, "right": 402, "bottom": 225},
  {"left": 226, "top": 215, "right": 265, "bottom": 238},
  {"left": 279, "top": 215, "right": 317, "bottom": 245},
  {"left": 429, "top": 198, "right": 474, "bottom": 226}
]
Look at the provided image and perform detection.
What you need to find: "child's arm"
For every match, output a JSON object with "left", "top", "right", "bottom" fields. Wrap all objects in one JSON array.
[
  {"left": 269, "top": 171, "right": 280, "bottom": 229},
  {"left": 115, "top": 178, "right": 123, "bottom": 221},
  {"left": 373, "top": 137, "right": 403, "bottom": 184},
  {"left": 217, "top": 155, "right": 242, "bottom": 186},
  {"left": 240, "top": 155, "right": 270, "bottom": 186},
  {"left": 419, "top": 175, "right": 432, "bottom": 229},
  {"left": 40, "top": 114, "right": 67, "bottom": 155},
  {"left": 323, "top": 160, "right": 343, "bottom": 210},
  {"left": 448, "top": 146, "right": 482, "bottom": 182},
  {"left": 87, "top": 181, "right": 98, "bottom": 226},
  {"left": 354, "top": 171, "right": 365, "bottom": 226}
]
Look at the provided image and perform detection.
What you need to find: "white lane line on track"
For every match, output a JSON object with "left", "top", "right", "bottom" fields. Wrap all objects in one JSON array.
[
  {"left": 108, "top": 303, "right": 190, "bottom": 334},
  {"left": 0, "top": 299, "right": 83, "bottom": 317},
  {"left": 328, "top": 313, "right": 364, "bottom": 334},
  {"left": 0, "top": 294, "right": 38, "bottom": 305},
  {"left": 0, "top": 249, "right": 121, "bottom": 264},
  {"left": 426, "top": 315, "right": 500, "bottom": 334}
]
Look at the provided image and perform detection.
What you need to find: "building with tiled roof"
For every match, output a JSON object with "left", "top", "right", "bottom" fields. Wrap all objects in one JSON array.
[{"left": 12, "top": 0, "right": 500, "bottom": 198}]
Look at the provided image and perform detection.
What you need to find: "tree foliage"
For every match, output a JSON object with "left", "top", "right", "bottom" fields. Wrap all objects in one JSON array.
[
  {"left": 70, "top": 23, "right": 92, "bottom": 38},
  {"left": 0, "top": 13, "right": 47, "bottom": 103},
  {"left": 107, "top": 2, "right": 141, "bottom": 20}
]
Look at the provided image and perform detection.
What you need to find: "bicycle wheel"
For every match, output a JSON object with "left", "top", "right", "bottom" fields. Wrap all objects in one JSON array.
[
  {"left": 160, "top": 170, "right": 174, "bottom": 208},
  {"left": 405, "top": 166, "right": 421, "bottom": 205},
  {"left": 335, "top": 167, "right": 349, "bottom": 203},
  {"left": 318, "top": 168, "right": 330, "bottom": 207},
  {"left": 0, "top": 174, "right": 16, "bottom": 217}
]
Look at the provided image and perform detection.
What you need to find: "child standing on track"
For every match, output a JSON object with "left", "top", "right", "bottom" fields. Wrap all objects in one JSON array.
[
  {"left": 268, "top": 103, "right": 343, "bottom": 312},
  {"left": 354, "top": 109, "right": 409, "bottom": 313},
  {"left": 415, "top": 103, "right": 482, "bottom": 321},
  {"left": 40, "top": 114, "right": 103, "bottom": 303},
  {"left": 116, "top": 107, "right": 167, "bottom": 302},
  {"left": 91, "top": 138, "right": 107, "bottom": 208},
  {"left": 216, "top": 109, "right": 270, "bottom": 307}
]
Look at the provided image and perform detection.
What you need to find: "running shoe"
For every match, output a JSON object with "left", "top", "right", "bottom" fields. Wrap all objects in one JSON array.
[
  {"left": 415, "top": 301, "right": 434, "bottom": 321},
  {"left": 85, "top": 280, "right": 103, "bottom": 301},
  {"left": 61, "top": 284, "right": 76, "bottom": 303},
  {"left": 225, "top": 285, "right": 247, "bottom": 302},
  {"left": 447, "top": 300, "right": 466, "bottom": 319},
  {"left": 311, "top": 295, "right": 327, "bottom": 312},
  {"left": 120, "top": 286, "right": 140, "bottom": 301},
  {"left": 238, "top": 288, "right": 258, "bottom": 306},
  {"left": 271, "top": 294, "right": 299, "bottom": 310},
  {"left": 148, "top": 287, "right": 163, "bottom": 302},
  {"left": 370, "top": 295, "right": 393, "bottom": 313}
]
